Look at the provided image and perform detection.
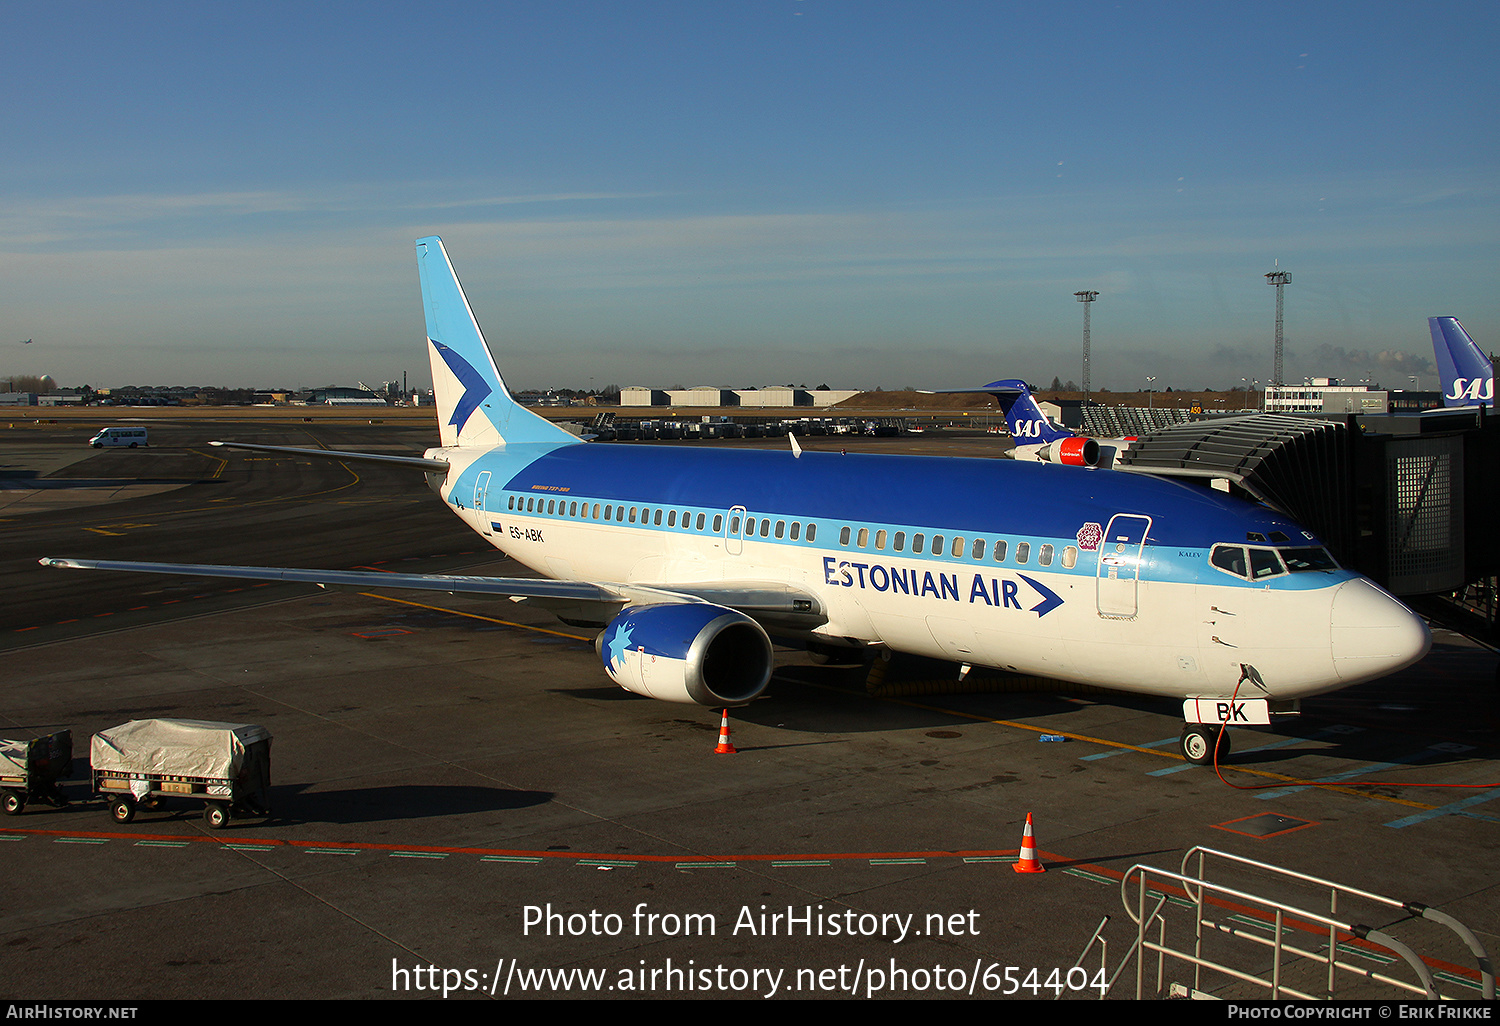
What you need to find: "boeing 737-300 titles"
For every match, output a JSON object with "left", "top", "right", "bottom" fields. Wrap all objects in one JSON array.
[{"left": 42, "top": 238, "right": 1431, "bottom": 764}]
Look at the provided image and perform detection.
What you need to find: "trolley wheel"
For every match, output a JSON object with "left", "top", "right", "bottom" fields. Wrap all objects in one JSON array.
[
  {"left": 109, "top": 797, "right": 136, "bottom": 824},
  {"left": 204, "top": 802, "right": 230, "bottom": 830},
  {"left": 2, "top": 791, "right": 25, "bottom": 816},
  {"left": 1180, "top": 724, "right": 1229, "bottom": 765}
]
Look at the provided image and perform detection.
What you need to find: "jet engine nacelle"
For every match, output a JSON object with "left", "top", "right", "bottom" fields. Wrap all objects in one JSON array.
[
  {"left": 1037, "top": 436, "right": 1099, "bottom": 467},
  {"left": 596, "top": 603, "right": 774, "bottom": 706}
]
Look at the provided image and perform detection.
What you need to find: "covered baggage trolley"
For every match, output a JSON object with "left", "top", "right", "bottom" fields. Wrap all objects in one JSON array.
[
  {"left": 91, "top": 719, "right": 271, "bottom": 829},
  {"left": 0, "top": 730, "right": 73, "bottom": 815}
]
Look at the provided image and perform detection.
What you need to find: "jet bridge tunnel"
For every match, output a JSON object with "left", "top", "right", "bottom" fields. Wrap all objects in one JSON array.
[{"left": 1116, "top": 410, "right": 1499, "bottom": 616}]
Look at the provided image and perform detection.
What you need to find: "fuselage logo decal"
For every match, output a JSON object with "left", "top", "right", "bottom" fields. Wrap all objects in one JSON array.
[
  {"left": 822, "top": 557, "right": 1065, "bottom": 617},
  {"left": 1077, "top": 523, "right": 1103, "bottom": 550},
  {"left": 430, "top": 338, "right": 494, "bottom": 430}
]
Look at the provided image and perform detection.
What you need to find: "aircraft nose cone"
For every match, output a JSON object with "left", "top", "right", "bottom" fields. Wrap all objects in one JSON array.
[{"left": 1330, "top": 579, "right": 1431, "bottom": 683}]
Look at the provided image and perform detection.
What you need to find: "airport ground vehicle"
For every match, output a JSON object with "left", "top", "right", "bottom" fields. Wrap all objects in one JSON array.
[
  {"left": 0, "top": 730, "right": 73, "bottom": 815},
  {"left": 90, "top": 719, "right": 271, "bottom": 829},
  {"left": 88, "top": 426, "right": 148, "bottom": 448}
]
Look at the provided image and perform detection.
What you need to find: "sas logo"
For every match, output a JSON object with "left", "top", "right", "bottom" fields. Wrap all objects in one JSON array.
[
  {"left": 1012, "top": 417, "right": 1046, "bottom": 439},
  {"left": 1446, "top": 377, "right": 1493, "bottom": 402},
  {"left": 1076, "top": 522, "right": 1103, "bottom": 551}
]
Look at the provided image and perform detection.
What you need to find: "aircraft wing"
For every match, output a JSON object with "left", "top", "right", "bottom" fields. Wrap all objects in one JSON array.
[
  {"left": 38, "top": 558, "right": 825, "bottom": 627},
  {"left": 207, "top": 440, "right": 450, "bottom": 473}
]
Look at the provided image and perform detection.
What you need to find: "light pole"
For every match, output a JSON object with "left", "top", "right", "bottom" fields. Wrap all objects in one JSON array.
[
  {"left": 1145, "top": 376, "right": 1156, "bottom": 409},
  {"left": 1265, "top": 264, "right": 1290, "bottom": 387},
  {"left": 1075, "top": 290, "right": 1099, "bottom": 402}
]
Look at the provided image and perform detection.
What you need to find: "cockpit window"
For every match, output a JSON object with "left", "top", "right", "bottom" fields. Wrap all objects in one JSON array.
[
  {"left": 1281, "top": 547, "right": 1338, "bottom": 572},
  {"left": 1249, "top": 548, "right": 1285, "bottom": 579},
  {"left": 1210, "top": 545, "right": 1248, "bottom": 578}
]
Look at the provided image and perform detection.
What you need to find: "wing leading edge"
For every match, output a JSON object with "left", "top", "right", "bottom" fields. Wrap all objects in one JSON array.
[{"left": 38, "top": 557, "right": 824, "bottom": 628}]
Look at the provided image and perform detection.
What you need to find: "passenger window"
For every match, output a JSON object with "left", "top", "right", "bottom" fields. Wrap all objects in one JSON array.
[
  {"left": 1016, "top": 542, "right": 1030, "bottom": 564},
  {"left": 790, "top": 522, "right": 800, "bottom": 541},
  {"left": 760, "top": 519, "right": 770, "bottom": 537},
  {"left": 1039, "top": 544, "right": 1053, "bottom": 567},
  {"left": 1061, "top": 545, "right": 1077, "bottom": 569},
  {"left": 592, "top": 503, "right": 601, "bottom": 519},
  {"left": 875, "top": 530, "right": 886, "bottom": 550},
  {"left": 972, "top": 539, "right": 985, "bottom": 560},
  {"left": 913, "top": 533, "right": 924, "bottom": 552},
  {"left": 775, "top": 520, "right": 785, "bottom": 539},
  {"left": 527, "top": 498, "right": 535, "bottom": 512},
  {"left": 857, "top": 528, "right": 869, "bottom": 547},
  {"left": 994, "top": 540, "right": 1007, "bottom": 562},
  {"left": 654, "top": 510, "right": 662, "bottom": 526},
  {"left": 668, "top": 511, "right": 676, "bottom": 527},
  {"left": 746, "top": 517, "right": 756, "bottom": 535},
  {"left": 951, "top": 537, "right": 964, "bottom": 558},
  {"left": 547, "top": 500, "right": 556, "bottom": 514},
  {"left": 569, "top": 502, "right": 577, "bottom": 516},
  {"left": 840, "top": 526, "right": 851, "bottom": 545},
  {"left": 697, "top": 513, "right": 706, "bottom": 530},
  {"left": 712, "top": 514, "right": 722, "bottom": 532},
  {"left": 806, "top": 523, "right": 816, "bottom": 542},
  {"left": 629, "top": 507, "right": 638, "bottom": 524},
  {"left": 893, "top": 531, "right": 905, "bottom": 552},
  {"left": 604, "top": 506, "right": 612, "bottom": 521},
  {"left": 730, "top": 516, "right": 741, "bottom": 534}
]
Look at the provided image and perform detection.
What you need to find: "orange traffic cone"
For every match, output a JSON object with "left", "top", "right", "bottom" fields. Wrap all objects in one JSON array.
[
  {"left": 714, "top": 709, "right": 737, "bottom": 754},
  {"left": 1013, "top": 812, "right": 1045, "bottom": 873}
]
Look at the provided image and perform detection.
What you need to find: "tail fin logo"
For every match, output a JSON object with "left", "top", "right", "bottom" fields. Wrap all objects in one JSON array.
[
  {"left": 1446, "top": 378, "right": 1493, "bottom": 403},
  {"left": 430, "top": 338, "right": 494, "bottom": 431}
]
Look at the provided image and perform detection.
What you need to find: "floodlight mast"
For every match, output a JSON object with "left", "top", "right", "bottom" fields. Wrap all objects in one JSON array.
[
  {"left": 1265, "top": 264, "right": 1291, "bottom": 387},
  {"left": 1075, "top": 290, "right": 1099, "bottom": 401}
]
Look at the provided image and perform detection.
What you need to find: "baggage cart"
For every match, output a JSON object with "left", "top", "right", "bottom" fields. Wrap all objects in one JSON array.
[
  {"left": 91, "top": 719, "right": 271, "bottom": 829},
  {"left": 0, "top": 730, "right": 73, "bottom": 815}
]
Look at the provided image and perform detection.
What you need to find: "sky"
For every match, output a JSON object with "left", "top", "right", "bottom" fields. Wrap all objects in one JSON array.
[{"left": 1, "top": 1, "right": 1496, "bottom": 393}]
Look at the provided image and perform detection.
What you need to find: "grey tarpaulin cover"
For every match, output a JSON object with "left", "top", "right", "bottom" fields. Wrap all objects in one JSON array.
[
  {"left": 91, "top": 719, "right": 272, "bottom": 781},
  {"left": 0, "top": 741, "right": 26, "bottom": 778}
]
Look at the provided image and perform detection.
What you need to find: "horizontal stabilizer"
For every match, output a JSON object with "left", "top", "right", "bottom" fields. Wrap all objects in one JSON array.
[{"left": 208, "top": 441, "right": 450, "bottom": 473}]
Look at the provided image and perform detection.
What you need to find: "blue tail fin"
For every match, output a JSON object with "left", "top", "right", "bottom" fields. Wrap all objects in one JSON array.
[
  {"left": 983, "top": 379, "right": 1074, "bottom": 444},
  {"left": 416, "top": 237, "right": 579, "bottom": 449},
  {"left": 1430, "top": 317, "right": 1493, "bottom": 408}
]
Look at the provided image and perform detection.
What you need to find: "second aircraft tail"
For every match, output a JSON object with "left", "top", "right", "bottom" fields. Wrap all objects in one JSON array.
[{"left": 1430, "top": 316, "right": 1494, "bottom": 408}]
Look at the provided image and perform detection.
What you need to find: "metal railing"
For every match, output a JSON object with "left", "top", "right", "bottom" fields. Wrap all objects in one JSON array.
[{"left": 1110, "top": 847, "right": 1493, "bottom": 1001}]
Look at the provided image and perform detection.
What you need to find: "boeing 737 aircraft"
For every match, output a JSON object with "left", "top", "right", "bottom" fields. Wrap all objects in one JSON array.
[
  {"left": 42, "top": 238, "right": 1431, "bottom": 764},
  {"left": 1431, "top": 316, "right": 1494, "bottom": 408}
]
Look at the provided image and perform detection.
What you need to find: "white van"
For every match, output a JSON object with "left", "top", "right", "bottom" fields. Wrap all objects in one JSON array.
[{"left": 88, "top": 427, "right": 149, "bottom": 449}]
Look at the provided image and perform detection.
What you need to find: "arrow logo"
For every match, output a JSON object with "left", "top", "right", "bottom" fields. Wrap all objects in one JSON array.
[
  {"left": 430, "top": 338, "right": 494, "bottom": 431},
  {"left": 1018, "top": 574, "right": 1063, "bottom": 617}
]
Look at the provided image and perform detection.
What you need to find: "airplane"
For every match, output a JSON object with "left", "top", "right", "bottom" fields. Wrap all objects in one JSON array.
[
  {"left": 41, "top": 237, "right": 1432, "bottom": 765},
  {"left": 1430, "top": 316, "right": 1493, "bottom": 408},
  {"left": 952, "top": 378, "right": 1135, "bottom": 467}
]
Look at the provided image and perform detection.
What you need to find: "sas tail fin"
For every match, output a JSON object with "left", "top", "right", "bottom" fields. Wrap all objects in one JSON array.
[
  {"left": 416, "top": 236, "right": 579, "bottom": 449},
  {"left": 984, "top": 379, "right": 1074, "bottom": 444},
  {"left": 1430, "top": 316, "right": 1494, "bottom": 408}
]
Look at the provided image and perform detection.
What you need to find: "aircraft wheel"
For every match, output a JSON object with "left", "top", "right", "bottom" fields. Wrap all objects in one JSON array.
[
  {"left": 204, "top": 802, "right": 230, "bottom": 830},
  {"left": 109, "top": 797, "right": 136, "bottom": 824},
  {"left": 1180, "top": 724, "right": 1228, "bottom": 765},
  {"left": 2, "top": 791, "right": 25, "bottom": 816}
]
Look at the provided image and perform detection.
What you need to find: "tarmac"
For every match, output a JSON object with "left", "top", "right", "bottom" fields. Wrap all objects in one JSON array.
[{"left": 1, "top": 412, "right": 1496, "bottom": 1001}]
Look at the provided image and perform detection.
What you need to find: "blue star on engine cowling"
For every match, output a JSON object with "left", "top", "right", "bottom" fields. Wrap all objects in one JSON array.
[
  {"left": 606, "top": 621, "right": 635, "bottom": 671},
  {"left": 430, "top": 339, "right": 493, "bottom": 431}
]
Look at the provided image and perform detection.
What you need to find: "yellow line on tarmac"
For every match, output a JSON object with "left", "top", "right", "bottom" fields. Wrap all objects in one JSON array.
[{"left": 359, "top": 592, "right": 593, "bottom": 643}]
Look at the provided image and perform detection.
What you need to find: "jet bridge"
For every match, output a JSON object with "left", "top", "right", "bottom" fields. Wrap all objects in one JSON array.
[{"left": 1116, "top": 410, "right": 1499, "bottom": 602}]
